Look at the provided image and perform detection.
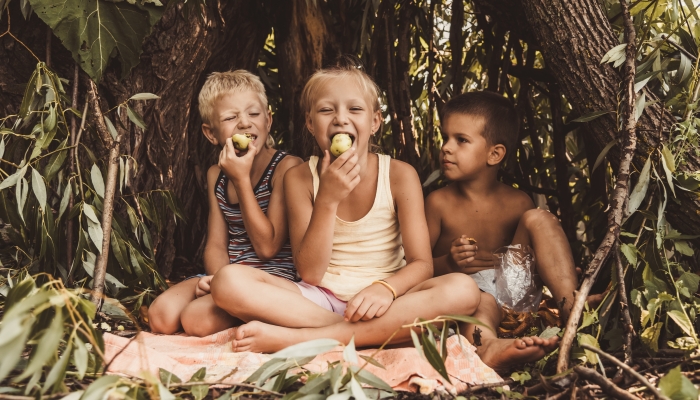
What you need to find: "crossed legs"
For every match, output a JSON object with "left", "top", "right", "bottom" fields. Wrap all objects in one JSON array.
[{"left": 215, "top": 273, "right": 481, "bottom": 353}]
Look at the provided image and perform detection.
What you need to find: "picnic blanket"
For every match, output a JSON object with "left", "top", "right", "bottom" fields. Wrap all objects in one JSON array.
[{"left": 103, "top": 328, "right": 502, "bottom": 393}]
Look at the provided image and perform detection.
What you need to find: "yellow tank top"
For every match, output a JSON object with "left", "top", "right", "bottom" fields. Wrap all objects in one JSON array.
[{"left": 309, "top": 154, "right": 406, "bottom": 301}]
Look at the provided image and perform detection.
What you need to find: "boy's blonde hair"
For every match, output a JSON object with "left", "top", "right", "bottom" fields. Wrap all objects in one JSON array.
[{"left": 198, "top": 70, "right": 275, "bottom": 148}]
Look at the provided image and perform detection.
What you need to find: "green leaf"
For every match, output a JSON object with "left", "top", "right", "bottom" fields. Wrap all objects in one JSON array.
[
  {"left": 16, "top": 177, "right": 28, "bottom": 223},
  {"left": 571, "top": 110, "right": 612, "bottom": 123},
  {"left": 29, "top": 0, "right": 165, "bottom": 82},
  {"left": 129, "top": 93, "right": 160, "bottom": 101},
  {"left": 157, "top": 382, "right": 176, "bottom": 400},
  {"left": 17, "top": 307, "right": 64, "bottom": 380},
  {"left": 43, "top": 342, "right": 72, "bottom": 393},
  {"left": 127, "top": 105, "right": 147, "bottom": 130},
  {"left": 43, "top": 139, "right": 69, "bottom": 181},
  {"left": 675, "top": 53, "right": 693, "bottom": 85},
  {"left": 80, "top": 375, "right": 120, "bottom": 400},
  {"left": 539, "top": 326, "right": 561, "bottom": 339},
  {"left": 83, "top": 204, "right": 99, "bottom": 223},
  {"left": 0, "top": 316, "right": 33, "bottom": 382},
  {"left": 641, "top": 322, "right": 663, "bottom": 352},
  {"left": 421, "top": 335, "right": 451, "bottom": 383},
  {"left": 422, "top": 169, "right": 441, "bottom": 187},
  {"left": 677, "top": 272, "right": 700, "bottom": 296},
  {"left": 674, "top": 240, "right": 694, "bottom": 256},
  {"left": 359, "top": 355, "right": 385, "bottom": 369},
  {"left": 299, "top": 374, "right": 331, "bottom": 395},
  {"left": 189, "top": 367, "right": 206, "bottom": 382},
  {"left": 349, "top": 377, "right": 368, "bottom": 400},
  {"left": 592, "top": 139, "right": 617, "bottom": 172},
  {"left": 667, "top": 310, "right": 695, "bottom": 337},
  {"left": 58, "top": 184, "right": 71, "bottom": 220},
  {"left": 30, "top": 167, "right": 47, "bottom": 209},
  {"left": 659, "top": 366, "right": 699, "bottom": 400},
  {"left": 620, "top": 243, "right": 638, "bottom": 266},
  {"left": 577, "top": 333, "right": 600, "bottom": 365},
  {"left": 628, "top": 156, "right": 651, "bottom": 215},
  {"left": 600, "top": 43, "right": 627, "bottom": 65},
  {"left": 0, "top": 137, "right": 5, "bottom": 160},
  {"left": 353, "top": 368, "right": 393, "bottom": 392},
  {"left": 634, "top": 92, "right": 646, "bottom": 122},
  {"left": 91, "top": 164, "right": 105, "bottom": 198},
  {"left": 343, "top": 336, "right": 358, "bottom": 365},
  {"left": 0, "top": 164, "right": 27, "bottom": 191},
  {"left": 271, "top": 338, "right": 341, "bottom": 360},
  {"left": 103, "top": 116, "right": 118, "bottom": 141},
  {"left": 191, "top": 384, "right": 209, "bottom": 400},
  {"left": 73, "top": 337, "right": 88, "bottom": 379}
]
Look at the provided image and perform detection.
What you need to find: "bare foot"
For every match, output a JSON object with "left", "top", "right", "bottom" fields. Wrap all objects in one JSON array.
[
  {"left": 231, "top": 321, "right": 302, "bottom": 353},
  {"left": 476, "top": 336, "right": 559, "bottom": 373}
]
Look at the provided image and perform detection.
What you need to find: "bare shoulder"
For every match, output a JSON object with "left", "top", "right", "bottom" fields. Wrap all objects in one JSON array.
[
  {"left": 388, "top": 158, "right": 420, "bottom": 186},
  {"left": 283, "top": 159, "right": 312, "bottom": 186},
  {"left": 425, "top": 184, "right": 454, "bottom": 211},
  {"left": 207, "top": 164, "right": 222, "bottom": 186},
  {"left": 271, "top": 154, "right": 303, "bottom": 186},
  {"left": 497, "top": 183, "right": 535, "bottom": 213}
]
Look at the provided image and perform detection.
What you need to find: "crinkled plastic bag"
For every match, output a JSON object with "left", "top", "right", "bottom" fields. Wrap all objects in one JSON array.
[{"left": 492, "top": 244, "right": 542, "bottom": 313}]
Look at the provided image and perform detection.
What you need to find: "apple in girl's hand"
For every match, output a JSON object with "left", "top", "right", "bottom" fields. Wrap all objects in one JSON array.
[
  {"left": 231, "top": 133, "right": 252, "bottom": 151},
  {"left": 330, "top": 133, "right": 353, "bottom": 157}
]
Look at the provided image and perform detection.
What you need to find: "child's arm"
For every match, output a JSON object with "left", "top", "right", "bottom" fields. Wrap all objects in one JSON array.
[
  {"left": 344, "top": 160, "right": 433, "bottom": 322},
  {"left": 219, "top": 140, "right": 301, "bottom": 259},
  {"left": 285, "top": 149, "right": 360, "bottom": 285},
  {"left": 425, "top": 192, "right": 453, "bottom": 276},
  {"left": 203, "top": 165, "right": 233, "bottom": 276}
]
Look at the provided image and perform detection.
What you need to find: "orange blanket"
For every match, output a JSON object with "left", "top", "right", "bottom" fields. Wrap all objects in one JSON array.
[{"left": 103, "top": 328, "right": 502, "bottom": 393}]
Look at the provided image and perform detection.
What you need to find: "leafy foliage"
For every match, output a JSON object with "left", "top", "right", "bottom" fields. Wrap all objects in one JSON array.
[{"left": 28, "top": 0, "right": 165, "bottom": 82}]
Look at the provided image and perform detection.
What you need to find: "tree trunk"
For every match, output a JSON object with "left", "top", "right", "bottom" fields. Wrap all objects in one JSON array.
[
  {"left": 473, "top": 0, "right": 700, "bottom": 237},
  {"left": 270, "top": 0, "right": 333, "bottom": 160}
]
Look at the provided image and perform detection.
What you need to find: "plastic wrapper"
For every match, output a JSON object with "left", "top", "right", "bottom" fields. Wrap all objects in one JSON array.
[{"left": 492, "top": 244, "right": 542, "bottom": 313}]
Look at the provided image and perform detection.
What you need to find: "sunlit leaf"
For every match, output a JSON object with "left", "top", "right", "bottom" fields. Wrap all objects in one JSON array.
[
  {"left": 127, "top": 105, "right": 147, "bottom": 130},
  {"left": 592, "top": 139, "right": 617, "bottom": 172},
  {"left": 91, "top": 164, "right": 105, "bottom": 198},
  {"left": 570, "top": 110, "right": 611, "bottom": 123},
  {"left": 29, "top": 0, "right": 165, "bottom": 82},
  {"left": 129, "top": 93, "right": 160, "bottom": 100},
  {"left": 343, "top": 336, "right": 358, "bottom": 365},
  {"left": 628, "top": 156, "right": 651, "bottom": 215},
  {"left": 667, "top": 310, "right": 695, "bottom": 337},
  {"left": 659, "top": 366, "right": 699, "bottom": 400},
  {"left": 104, "top": 116, "right": 118, "bottom": 141},
  {"left": 577, "top": 333, "right": 600, "bottom": 365}
]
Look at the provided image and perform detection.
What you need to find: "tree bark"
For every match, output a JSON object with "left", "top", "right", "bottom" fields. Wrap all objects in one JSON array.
[{"left": 270, "top": 0, "right": 332, "bottom": 160}]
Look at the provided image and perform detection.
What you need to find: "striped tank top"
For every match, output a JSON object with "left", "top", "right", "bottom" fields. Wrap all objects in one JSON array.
[{"left": 215, "top": 150, "right": 297, "bottom": 281}]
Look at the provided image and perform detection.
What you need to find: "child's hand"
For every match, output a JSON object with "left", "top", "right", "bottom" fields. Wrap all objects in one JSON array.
[
  {"left": 344, "top": 282, "right": 394, "bottom": 322},
  {"left": 450, "top": 235, "right": 478, "bottom": 269},
  {"left": 218, "top": 137, "right": 257, "bottom": 184},
  {"left": 195, "top": 275, "right": 214, "bottom": 298},
  {"left": 317, "top": 148, "right": 360, "bottom": 205}
]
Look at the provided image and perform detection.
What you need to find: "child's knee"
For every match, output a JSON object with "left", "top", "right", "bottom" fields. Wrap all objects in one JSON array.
[
  {"left": 210, "top": 264, "right": 256, "bottom": 310},
  {"left": 443, "top": 273, "right": 481, "bottom": 314},
  {"left": 521, "top": 208, "right": 561, "bottom": 231},
  {"left": 148, "top": 300, "right": 180, "bottom": 334}
]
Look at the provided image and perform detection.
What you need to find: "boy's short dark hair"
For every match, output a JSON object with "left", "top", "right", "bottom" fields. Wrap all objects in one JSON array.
[{"left": 441, "top": 91, "right": 519, "bottom": 158}]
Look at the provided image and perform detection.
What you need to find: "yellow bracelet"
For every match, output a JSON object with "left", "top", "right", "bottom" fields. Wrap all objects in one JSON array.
[{"left": 372, "top": 280, "right": 397, "bottom": 300}]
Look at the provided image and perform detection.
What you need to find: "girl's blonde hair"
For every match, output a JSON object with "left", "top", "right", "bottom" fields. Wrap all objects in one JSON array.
[
  {"left": 300, "top": 62, "right": 381, "bottom": 115},
  {"left": 199, "top": 70, "right": 275, "bottom": 148}
]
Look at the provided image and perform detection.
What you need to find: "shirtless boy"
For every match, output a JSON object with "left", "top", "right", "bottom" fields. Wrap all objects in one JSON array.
[{"left": 425, "top": 91, "right": 578, "bottom": 371}]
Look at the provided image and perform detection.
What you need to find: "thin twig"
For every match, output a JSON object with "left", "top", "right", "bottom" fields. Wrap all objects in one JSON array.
[
  {"left": 67, "top": 62, "right": 80, "bottom": 284},
  {"left": 573, "top": 366, "right": 637, "bottom": 400},
  {"left": 464, "top": 378, "right": 514, "bottom": 393},
  {"left": 581, "top": 344, "right": 668, "bottom": 400},
  {"left": 557, "top": 0, "right": 638, "bottom": 373},
  {"left": 637, "top": 353, "right": 700, "bottom": 375},
  {"left": 614, "top": 247, "right": 635, "bottom": 373}
]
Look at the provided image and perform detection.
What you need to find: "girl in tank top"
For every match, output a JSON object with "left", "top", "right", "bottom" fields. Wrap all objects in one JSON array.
[
  {"left": 148, "top": 70, "right": 301, "bottom": 337},
  {"left": 209, "top": 57, "right": 481, "bottom": 353}
]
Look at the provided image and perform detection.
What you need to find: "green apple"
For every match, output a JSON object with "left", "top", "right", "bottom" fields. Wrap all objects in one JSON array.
[
  {"left": 330, "top": 133, "right": 353, "bottom": 157},
  {"left": 231, "top": 133, "right": 252, "bottom": 151}
]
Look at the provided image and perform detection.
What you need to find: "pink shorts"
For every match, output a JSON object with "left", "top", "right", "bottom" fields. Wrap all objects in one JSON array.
[{"left": 295, "top": 281, "right": 347, "bottom": 316}]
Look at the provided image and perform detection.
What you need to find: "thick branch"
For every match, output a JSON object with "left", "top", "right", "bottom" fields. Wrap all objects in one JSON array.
[
  {"left": 557, "top": 0, "right": 637, "bottom": 372},
  {"left": 87, "top": 79, "right": 121, "bottom": 310}
]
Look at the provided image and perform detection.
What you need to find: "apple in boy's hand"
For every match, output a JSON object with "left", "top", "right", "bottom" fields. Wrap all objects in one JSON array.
[
  {"left": 231, "top": 133, "right": 252, "bottom": 151},
  {"left": 330, "top": 133, "right": 353, "bottom": 157}
]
